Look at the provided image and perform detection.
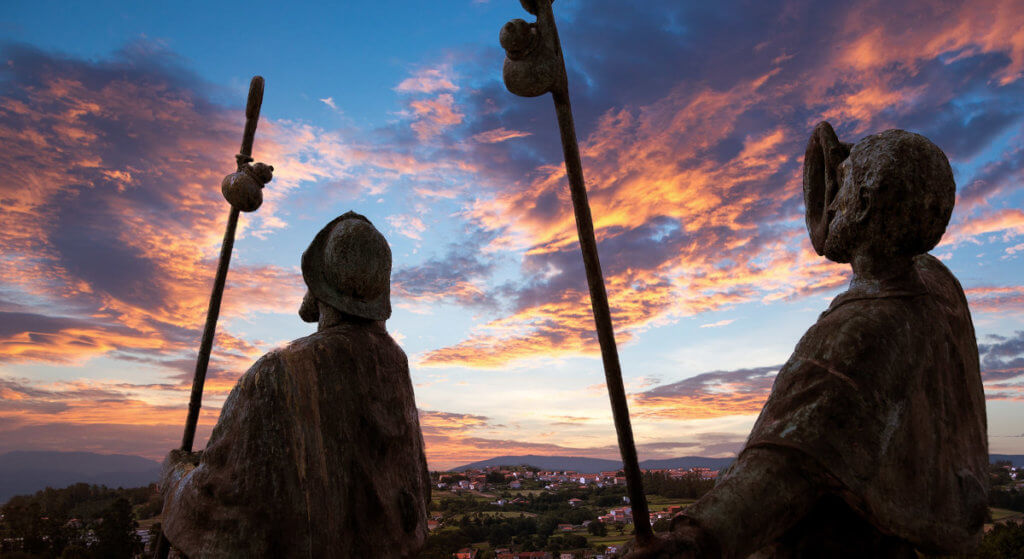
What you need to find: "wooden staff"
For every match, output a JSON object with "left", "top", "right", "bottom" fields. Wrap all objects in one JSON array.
[
  {"left": 154, "top": 75, "right": 272, "bottom": 559},
  {"left": 180, "top": 76, "right": 268, "bottom": 451},
  {"left": 500, "top": 0, "right": 653, "bottom": 545}
]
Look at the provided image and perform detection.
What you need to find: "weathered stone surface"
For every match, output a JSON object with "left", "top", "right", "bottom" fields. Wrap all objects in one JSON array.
[
  {"left": 501, "top": 1, "right": 562, "bottom": 98},
  {"left": 221, "top": 161, "right": 273, "bottom": 213},
  {"left": 621, "top": 124, "right": 987, "bottom": 559},
  {"left": 160, "top": 213, "right": 428, "bottom": 558},
  {"left": 736, "top": 252, "right": 987, "bottom": 556},
  {"left": 301, "top": 211, "right": 392, "bottom": 322},
  {"left": 820, "top": 128, "right": 956, "bottom": 264}
]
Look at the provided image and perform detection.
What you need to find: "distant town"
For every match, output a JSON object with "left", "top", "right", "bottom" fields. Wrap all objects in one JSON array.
[
  {"left": 423, "top": 462, "right": 1024, "bottom": 559},
  {"left": 0, "top": 457, "right": 1022, "bottom": 558},
  {"left": 423, "top": 464, "right": 718, "bottom": 559}
]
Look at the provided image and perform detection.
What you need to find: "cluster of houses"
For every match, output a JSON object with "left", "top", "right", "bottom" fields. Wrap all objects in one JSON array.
[
  {"left": 537, "top": 471, "right": 627, "bottom": 491},
  {"left": 993, "top": 462, "right": 1022, "bottom": 481},
  {"left": 438, "top": 466, "right": 718, "bottom": 494},
  {"left": 440, "top": 465, "right": 723, "bottom": 558},
  {"left": 537, "top": 466, "right": 718, "bottom": 492},
  {"left": 437, "top": 475, "right": 494, "bottom": 493},
  {"left": 597, "top": 504, "right": 684, "bottom": 526},
  {"left": 680, "top": 467, "right": 718, "bottom": 480}
]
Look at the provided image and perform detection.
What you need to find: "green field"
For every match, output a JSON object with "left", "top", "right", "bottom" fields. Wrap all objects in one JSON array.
[
  {"left": 991, "top": 507, "right": 1024, "bottom": 521},
  {"left": 585, "top": 533, "right": 630, "bottom": 547},
  {"left": 646, "top": 495, "right": 696, "bottom": 504},
  {"left": 510, "top": 489, "right": 548, "bottom": 496},
  {"left": 431, "top": 490, "right": 494, "bottom": 504}
]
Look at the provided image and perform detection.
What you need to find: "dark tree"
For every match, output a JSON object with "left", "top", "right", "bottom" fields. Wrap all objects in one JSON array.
[
  {"left": 1, "top": 500, "right": 50, "bottom": 555},
  {"left": 974, "top": 522, "right": 1024, "bottom": 559},
  {"left": 90, "top": 498, "right": 140, "bottom": 559},
  {"left": 588, "top": 520, "right": 608, "bottom": 536},
  {"left": 60, "top": 544, "right": 90, "bottom": 559},
  {"left": 990, "top": 462, "right": 1014, "bottom": 487},
  {"left": 536, "top": 514, "right": 560, "bottom": 537}
]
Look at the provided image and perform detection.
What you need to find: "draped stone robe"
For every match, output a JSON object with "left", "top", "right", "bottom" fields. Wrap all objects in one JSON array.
[
  {"left": 161, "top": 320, "right": 430, "bottom": 559},
  {"left": 740, "top": 254, "right": 988, "bottom": 556}
]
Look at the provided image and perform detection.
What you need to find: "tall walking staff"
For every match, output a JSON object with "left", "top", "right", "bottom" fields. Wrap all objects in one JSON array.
[
  {"left": 500, "top": 0, "right": 653, "bottom": 545},
  {"left": 153, "top": 76, "right": 273, "bottom": 559}
]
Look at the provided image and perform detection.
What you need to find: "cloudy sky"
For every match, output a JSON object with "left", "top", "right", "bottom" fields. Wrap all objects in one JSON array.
[{"left": 1, "top": 0, "right": 1023, "bottom": 471}]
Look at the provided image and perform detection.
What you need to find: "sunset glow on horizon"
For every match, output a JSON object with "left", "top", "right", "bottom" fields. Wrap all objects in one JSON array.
[{"left": 2, "top": 0, "right": 1023, "bottom": 471}]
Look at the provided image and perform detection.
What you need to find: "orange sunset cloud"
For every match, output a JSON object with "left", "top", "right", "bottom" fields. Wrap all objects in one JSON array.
[
  {"left": 2, "top": 0, "right": 1023, "bottom": 469},
  {"left": 410, "top": 0, "right": 1024, "bottom": 371}
]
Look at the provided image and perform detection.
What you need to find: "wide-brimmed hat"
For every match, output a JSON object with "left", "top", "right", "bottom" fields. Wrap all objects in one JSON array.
[
  {"left": 803, "top": 121, "right": 852, "bottom": 256},
  {"left": 300, "top": 211, "right": 392, "bottom": 321}
]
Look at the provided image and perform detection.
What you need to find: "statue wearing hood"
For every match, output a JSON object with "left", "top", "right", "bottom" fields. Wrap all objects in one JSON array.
[
  {"left": 624, "top": 123, "right": 988, "bottom": 559},
  {"left": 159, "top": 212, "right": 430, "bottom": 559}
]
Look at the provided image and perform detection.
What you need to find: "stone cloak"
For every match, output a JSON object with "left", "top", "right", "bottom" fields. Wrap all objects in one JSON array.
[
  {"left": 744, "top": 254, "right": 988, "bottom": 554},
  {"left": 161, "top": 321, "right": 430, "bottom": 558}
]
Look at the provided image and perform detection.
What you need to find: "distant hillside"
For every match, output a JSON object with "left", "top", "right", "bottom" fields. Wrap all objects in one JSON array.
[
  {"left": 0, "top": 451, "right": 161, "bottom": 504},
  {"left": 453, "top": 454, "right": 1024, "bottom": 473},
  {"left": 451, "top": 455, "right": 735, "bottom": 473},
  {"left": 452, "top": 455, "right": 622, "bottom": 473},
  {"left": 991, "top": 454, "right": 1024, "bottom": 467},
  {"left": 639, "top": 456, "right": 736, "bottom": 471}
]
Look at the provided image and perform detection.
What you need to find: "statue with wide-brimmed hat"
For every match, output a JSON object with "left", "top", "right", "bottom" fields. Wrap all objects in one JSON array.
[
  {"left": 298, "top": 211, "right": 393, "bottom": 324},
  {"left": 621, "top": 124, "right": 987, "bottom": 559},
  {"left": 160, "top": 211, "right": 430, "bottom": 559}
]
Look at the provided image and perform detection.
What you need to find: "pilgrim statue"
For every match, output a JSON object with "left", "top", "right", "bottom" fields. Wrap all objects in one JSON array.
[
  {"left": 623, "top": 123, "right": 988, "bottom": 558},
  {"left": 160, "top": 211, "right": 430, "bottom": 558}
]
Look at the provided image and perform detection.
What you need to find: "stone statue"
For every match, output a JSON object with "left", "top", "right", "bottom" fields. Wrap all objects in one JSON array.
[
  {"left": 159, "top": 211, "right": 430, "bottom": 559},
  {"left": 622, "top": 123, "right": 988, "bottom": 559}
]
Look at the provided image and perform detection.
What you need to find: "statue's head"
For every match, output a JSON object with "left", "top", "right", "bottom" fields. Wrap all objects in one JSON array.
[
  {"left": 299, "top": 211, "right": 392, "bottom": 323},
  {"left": 803, "top": 122, "right": 955, "bottom": 264}
]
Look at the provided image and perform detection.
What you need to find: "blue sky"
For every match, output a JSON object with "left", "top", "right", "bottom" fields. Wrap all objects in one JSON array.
[{"left": 1, "top": 0, "right": 1023, "bottom": 469}]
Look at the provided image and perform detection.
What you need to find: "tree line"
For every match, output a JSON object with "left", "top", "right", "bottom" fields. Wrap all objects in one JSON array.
[{"left": 0, "top": 483, "right": 161, "bottom": 559}]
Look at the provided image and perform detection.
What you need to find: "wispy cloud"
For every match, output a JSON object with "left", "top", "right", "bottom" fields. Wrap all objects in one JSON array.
[
  {"left": 625, "top": 328, "right": 1024, "bottom": 429},
  {"left": 471, "top": 127, "right": 532, "bottom": 144},
  {"left": 0, "top": 43, "right": 298, "bottom": 378},
  {"left": 387, "top": 214, "right": 428, "bottom": 240},
  {"left": 3, "top": 0, "right": 1024, "bottom": 465},
  {"left": 632, "top": 366, "right": 780, "bottom": 420},
  {"left": 979, "top": 331, "right": 1024, "bottom": 400},
  {"left": 415, "top": 408, "right": 741, "bottom": 469},
  {"left": 411, "top": 0, "right": 1024, "bottom": 368},
  {"left": 409, "top": 93, "right": 465, "bottom": 140},
  {"left": 0, "top": 375, "right": 216, "bottom": 460},
  {"left": 966, "top": 286, "right": 1024, "bottom": 313},
  {"left": 946, "top": 208, "right": 1024, "bottom": 245},
  {"left": 395, "top": 66, "right": 459, "bottom": 94},
  {"left": 393, "top": 237, "right": 498, "bottom": 310},
  {"left": 0, "top": 42, "right": 479, "bottom": 446}
]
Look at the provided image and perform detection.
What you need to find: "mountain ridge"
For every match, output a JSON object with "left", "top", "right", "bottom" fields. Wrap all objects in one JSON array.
[
  {"left": 451, "top": 454, "right": 735, "bottom": 473},
  {"left": 3, "top": 450, "right": 1021, "bottom": 504},
  {"left": 452, "top": 453, "right": 1024, "bottom": 473},
  {"left": 0, "top": 451, "right": 161, "bottom": 504}
]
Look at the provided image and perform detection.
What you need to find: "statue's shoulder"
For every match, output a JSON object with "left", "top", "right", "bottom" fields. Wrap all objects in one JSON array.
[
  {"left": 231, "top": 349, "right": 287, "bottom": 399},
  {"left": 792, "top": 255, "right": 969, "bottom": 374},
  {"left": 267, "top": 323, "right": 407, "bottom": 374},
  {"left": 793, "top": 293, "right": 917, "bottom": 375},
  {"left": 796, "top": 300, "right": 876, "bottom": 353},
  {"left": 914, "top": 253, "right": 970, "bottom": 314}
]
